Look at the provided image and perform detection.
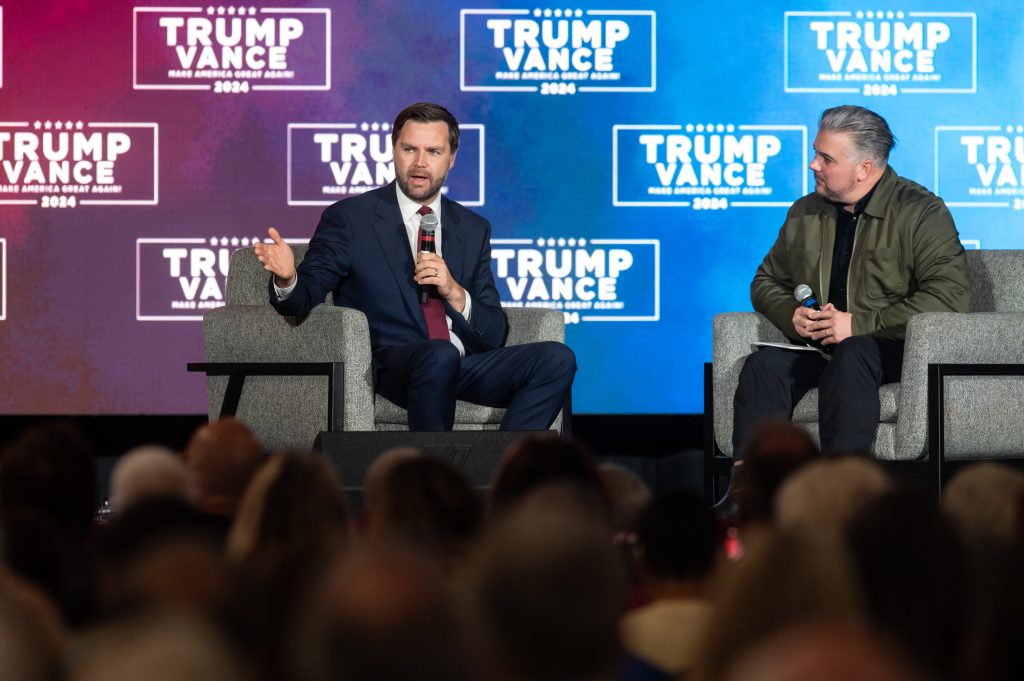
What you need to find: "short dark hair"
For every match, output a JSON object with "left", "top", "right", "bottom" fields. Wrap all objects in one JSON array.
[
  {"left": 392, "top": 102, "right": 460, "bottom": 153},
  {"left": 635, "top": 490, "right": 719, "bottom": 581}
]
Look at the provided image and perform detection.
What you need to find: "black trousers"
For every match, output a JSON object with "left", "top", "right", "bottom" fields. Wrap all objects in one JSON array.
[{"left": 732, "top": 336, "right": 905, "bottom": 457}]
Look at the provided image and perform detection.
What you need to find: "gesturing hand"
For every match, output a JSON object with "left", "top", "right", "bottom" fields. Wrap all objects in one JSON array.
[{"left": 253, "top": 227, "right": 296, "bottom": 287}]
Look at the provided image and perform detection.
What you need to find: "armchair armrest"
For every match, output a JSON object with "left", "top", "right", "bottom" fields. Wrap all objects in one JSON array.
[
  {"left": 895, "top": 312, "right": 1024, "bottom": 460},
  {"left": 202, "top": 304, "right": 375, "bottom": 450},
  {"left": 504, "top": 307, "right": 565, "bottom": 346},
  {"left": 711, "top": 312, "right": 788, "bottom": 457}
]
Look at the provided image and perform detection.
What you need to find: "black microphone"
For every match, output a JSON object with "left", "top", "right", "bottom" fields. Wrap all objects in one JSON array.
[
  {"left": 794, "top": 284, "right": 820, "bottom": 311},
  {"left": 418, "top": 212, "right": 438, "bottom": 305}
]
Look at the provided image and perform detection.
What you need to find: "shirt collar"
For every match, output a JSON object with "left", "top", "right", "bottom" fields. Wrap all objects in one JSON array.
[{"left": 395, "top": 184, "right": 442, "bottom": 225}]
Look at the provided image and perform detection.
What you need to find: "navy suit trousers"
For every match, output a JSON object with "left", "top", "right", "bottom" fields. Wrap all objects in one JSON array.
[{"left": 375, "top": 340, "right": 576, "bottom": 431}]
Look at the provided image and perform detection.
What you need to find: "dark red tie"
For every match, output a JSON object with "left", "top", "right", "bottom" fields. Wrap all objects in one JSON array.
[{"left": 417, "top": 206, "right": 450, "bottom": 341}]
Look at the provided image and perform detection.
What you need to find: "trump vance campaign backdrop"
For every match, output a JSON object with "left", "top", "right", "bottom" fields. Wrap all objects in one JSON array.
[{"left": 0, "top": 0, "right": 1018, "bottom": 415}]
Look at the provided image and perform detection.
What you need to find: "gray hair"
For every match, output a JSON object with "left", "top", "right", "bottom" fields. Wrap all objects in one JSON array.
[{"left": 818, "top": 105, "right": 896, "bottom": 166}]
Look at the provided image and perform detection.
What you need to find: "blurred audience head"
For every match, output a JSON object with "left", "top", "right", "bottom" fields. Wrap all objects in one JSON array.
[
  {"left": 463, "top": 492, "right": 627, "bottom": 681},
  {"left": 0, "top": 569, "right": 66, "bottom": 681},
  {"left": 184, "top": 418, "right": 263, "bottom": 518},
  {"left": 633, "top": 489, "right": 719, "bottom": 594},
  {"left": 362, "top": 446, "right": 422, "bottom": 514},
  {"left": 724, "top": 622, "right": 920, "bottom": 681},
  {"left": 69, "top": 611, "right": 247, "bottom": 681},
  {"left": 737, "top": 420, "right": 818, "bottom": 526},
  {"left": 694, "top": 529, "right": 862, "bottom": 681},
  {"left": 0, "top": 420, "right": 96, "bottom": 545},
  {"left": 226, "top": 450, "right": 351, "bottom": 568},
  {"left": 489, "top": 434, "right": 608, "bottom": 518},
  {"left": 775, "top": 455, "right": 892, "bottom": 543},
  {"left": 294, "top": 546, "right": 470, "bottom": 681},
  {"left": 942, "top": 462, "right": 1024, "bottom": 545},
  {"left": 109, "top": 445, "right": 195, "bottom": 514},
  {"left": 598, "top": 462, "right": 652, "bottom": 539},
  {"left": 362, "top": 456, "right": 481, "bottom": 573},
  {"left": 846, "top": 490, "right": 972, "bottom": 681},
  {"left": 93, "top": 497, "right": 229, "bottom": 620}
]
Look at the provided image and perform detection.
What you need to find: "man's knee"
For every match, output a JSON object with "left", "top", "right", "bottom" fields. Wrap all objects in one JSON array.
[
  {"left": 412, "top": 340, "right": 461, "bottom": 375},
  {"left": 828, "top": 336, "right": 880, "bottom": 373},
  {"left": 417, "top": 339, "right": 461, "bottom": 361},
  {"left": 738, "top": 348, "right": 783, "bottom": 388},
  {"left": 543, "top": 341, "right": 576, "bottom": 370},
  {"left": 529, "top": 342, "right": 577, "bottom": 383},
  {"left": 832, "top": 335, "right": 875, "bottom": 357}
]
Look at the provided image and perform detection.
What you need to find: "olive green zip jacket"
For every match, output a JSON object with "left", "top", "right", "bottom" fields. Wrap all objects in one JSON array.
[{"left": 751, "top": 166, "right": 970, "bottom": 343}]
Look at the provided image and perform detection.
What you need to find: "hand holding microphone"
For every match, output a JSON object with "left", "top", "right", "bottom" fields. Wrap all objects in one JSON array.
[
  {"left": 417, "top": 211, "right": 439, "bottom": 304},
  {"left": 792, "top": 284, "right": 852, "bottom": 346},
  {"left": 414, "top": 211, "right": 467, "bottom": 312},
  {"left": 794, "top": 284, "right": 819, "bottom": 311}
]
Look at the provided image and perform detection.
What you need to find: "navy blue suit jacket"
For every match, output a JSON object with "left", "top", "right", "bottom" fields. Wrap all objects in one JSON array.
[{"left": 271, "top": 183, "right": 509, "bottom": 372}]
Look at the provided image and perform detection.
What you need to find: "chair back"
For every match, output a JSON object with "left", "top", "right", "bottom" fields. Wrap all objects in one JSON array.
[
  {"left": 225, "top": 245, "right": 316, "bottom": 305},
  {"left": 967, "top": 249, "right": 1024, "bottom": 312}
]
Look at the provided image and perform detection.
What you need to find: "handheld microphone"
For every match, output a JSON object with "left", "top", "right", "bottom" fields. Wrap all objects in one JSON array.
[
  {"left": 418, "top": 212, "right": 439, "bottom": 305},
  {"left": 794, "top": 284, "right": 820, "bottom": 311}
]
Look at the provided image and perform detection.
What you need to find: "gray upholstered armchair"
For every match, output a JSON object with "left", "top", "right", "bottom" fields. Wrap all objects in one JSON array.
[
  {"left": 198, "top": 246, "right": 567, "bottom": 451},
  {"left": 706, "top": 249, "right": 1024, "bottom": 492}
]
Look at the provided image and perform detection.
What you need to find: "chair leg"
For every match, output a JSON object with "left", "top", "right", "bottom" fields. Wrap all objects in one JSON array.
[{"left": 703, "top": 362, "right": 734, "bottom": 503}]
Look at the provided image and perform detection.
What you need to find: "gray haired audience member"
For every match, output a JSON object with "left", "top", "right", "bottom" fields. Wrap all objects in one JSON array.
[
  {"left": 109, "top": 445, "right": 195, "bottom": 513},
  {"left": 775, "top": 455, "right": 892, "bottom": 543},
  {"left": 941, "top": 462, "right": 1024, "bottom": 544}
]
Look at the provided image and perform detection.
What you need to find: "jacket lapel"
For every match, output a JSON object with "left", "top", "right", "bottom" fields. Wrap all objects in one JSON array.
[
  {"left": 373, "top": 184, "right": 426, "bottom": 335},
  {"left": 440, "top": 196, "right": 467, "bottom": 286}
]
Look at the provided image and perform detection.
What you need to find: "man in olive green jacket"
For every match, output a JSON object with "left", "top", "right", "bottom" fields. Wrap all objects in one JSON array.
[{"left": 733, "top": 105, "right": 969, "bottom": 460}]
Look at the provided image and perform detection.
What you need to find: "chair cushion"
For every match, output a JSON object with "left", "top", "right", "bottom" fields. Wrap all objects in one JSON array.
[{"left": 792, "top": 382, "right": 900, "bottom": 424}]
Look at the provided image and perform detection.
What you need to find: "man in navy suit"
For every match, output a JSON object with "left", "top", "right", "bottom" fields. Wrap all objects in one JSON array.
[{"left": 254, "top": 103, "right": 575, "bottom": 431}]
